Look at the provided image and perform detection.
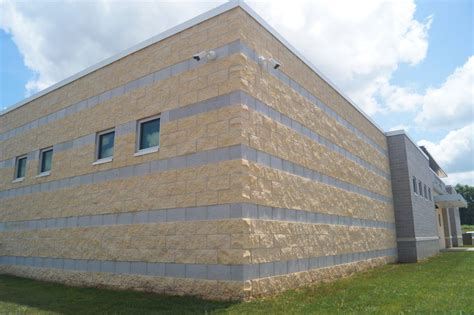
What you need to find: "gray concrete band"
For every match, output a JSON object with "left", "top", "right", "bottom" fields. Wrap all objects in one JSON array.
[
  {"left": 1, "top": 90, "right": 390, "bottom": 184},
  {"left": 1, "top": 41, "right": 386, "bottom": 161},
  {"left": 0, "top": 143, "right": 392, "bottom": 204},
  {"left": 0, "top": 41, "right": 240, "bottom": 143},
  {"left": 238, "top": 42, "right": 388, "bottom": 156},
  {"left": 0, "top": 248, "right": 397, "bottom": 281},
  {"left": 0, "top": 203, "right": 396, "bottom": 233}
]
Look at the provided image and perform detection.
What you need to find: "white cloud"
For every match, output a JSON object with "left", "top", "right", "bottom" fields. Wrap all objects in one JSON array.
[
  {"left": 0, "top": 0, "right": 224, "bottom": 96},
  {"left": 418, "top": 123, "right": 474, "bottom": 174},
  {"left": 0, "top": 0, "right": 431, "bottom": 113},
  {"left": 415, "top": 56, "right": 474, "bottom": 129},
  {"left": 444, "top": 171, "right": 474, "bottom": 186},
  {"left": 249, "top": 0, "right": 432, "bottom": 115}
]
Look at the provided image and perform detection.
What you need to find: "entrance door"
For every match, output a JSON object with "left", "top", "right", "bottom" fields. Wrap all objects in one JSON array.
[{"left": 436, "top": 208, "right": 446, "bottom": 248}]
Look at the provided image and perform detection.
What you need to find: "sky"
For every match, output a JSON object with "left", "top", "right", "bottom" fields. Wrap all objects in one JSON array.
[{"left": 0, "top": 0, "right": 473, "bottom": 185}]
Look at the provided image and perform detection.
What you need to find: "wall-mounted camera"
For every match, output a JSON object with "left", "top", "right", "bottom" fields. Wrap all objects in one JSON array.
[{"left": 193, "top": 50, "right": 217, "bottom": 61}]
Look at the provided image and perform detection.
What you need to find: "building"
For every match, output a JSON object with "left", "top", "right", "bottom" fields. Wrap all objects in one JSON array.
[
  {"left": 0, "top": 1, "right": 467, "bottom": 300},
  {"left": 386, "top": 131, "right": 466, "bottom": 262}
]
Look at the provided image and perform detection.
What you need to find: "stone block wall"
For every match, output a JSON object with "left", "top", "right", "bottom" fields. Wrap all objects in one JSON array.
[
  {"left": 233, "top": 10, "right": 397, "bottom": 296},
  {"left": 0, "top": 7, "right": 398, "bottom": 300}
]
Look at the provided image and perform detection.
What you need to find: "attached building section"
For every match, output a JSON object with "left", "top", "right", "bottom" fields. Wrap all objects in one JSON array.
[{"left": 387, "top": 131, "right": 465, "bottom": 262}]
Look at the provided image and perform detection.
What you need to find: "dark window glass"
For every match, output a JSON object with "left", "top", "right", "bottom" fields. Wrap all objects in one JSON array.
[
  {"left": 413, "top": 177, "right": 417, "bottom": 194},
  {"left": 98, "top": 131, "right": 115, "bottom": 159},
  {"left": 16, "top": 157, "right": 27, "bottom": 179},
  {"left": 423, "top": 185, "right": 428, "bottom": 199},
  {"left": 419, "top": 181, "right": 423, "bottom": 196},
  {"left": 428, "top": 188, "right": 432, "bottom": 201},
  {"left": 40, "top": 149, "right": 53, "bottom": 173},
  {"left": 139, "top": 118, "right": 160, "bottom": 150}
]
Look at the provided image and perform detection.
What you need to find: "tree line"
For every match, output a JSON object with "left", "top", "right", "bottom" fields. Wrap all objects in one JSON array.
[{"left": 455, "top": 184, "right": 474, "bottom": 225}]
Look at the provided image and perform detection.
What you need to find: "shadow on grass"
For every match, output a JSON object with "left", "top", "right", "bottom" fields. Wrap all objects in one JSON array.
[{"left": 0, "top": 274, "right": 235, "bottom": 314}]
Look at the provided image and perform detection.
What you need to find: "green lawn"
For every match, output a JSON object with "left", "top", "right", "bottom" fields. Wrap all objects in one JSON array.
[
  {"left": 1, "top": 252, "right": 473, "bottom": 314},
  {"left": 462, "top": 224, "right": 474, "bottom": 233}
]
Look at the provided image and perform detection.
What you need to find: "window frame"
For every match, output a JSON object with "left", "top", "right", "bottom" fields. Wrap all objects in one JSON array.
[
  {"left": 38, "top": 147, "right": 53, "bottom": 176},
  {"left": 94, "top": 128, "right": 115, "bottom": 164},
  {"left": 135, "top": 115, "right": 161, "bottom": 155},
  {"left": 418, "top": 181, "right": 423, "bottom": 198},
  {"left": 14, "top": 155, "right": 28, "bottom": 181},
  {"left": 412, "top": 177, "right": 417, "bottom": 194},
  {"left": 423, "top": 184, "right": 428, "bottom": 199},
  {"left": 428, "top": 188, "right": 432, "bottom": 201}
]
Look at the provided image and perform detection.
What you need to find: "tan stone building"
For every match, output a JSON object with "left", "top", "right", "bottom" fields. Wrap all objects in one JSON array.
[{"left": 0, "top": 1, "right": 466, "bottom": 300}]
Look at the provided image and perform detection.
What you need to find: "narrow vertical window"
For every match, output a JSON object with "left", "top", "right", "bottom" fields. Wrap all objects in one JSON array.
[
  {"left": 423, "top": 185, "right": 428, "bottom": 199},
  {"left": 39, "top": 148, "right": 53, "bottom": 174},
  {"left": 412, "top": 177, "right": 417, "bottom": 194},
  {"left": 419, "top": 181, "right": 423, "bottom": 197},
  {"left": 96, "top": 129, "right": 115, "bottom": 161},
  {"left": 137, "top": 115, "right": 160, "bottom": 152},
  {"left": 15, "top": 155, "right": 27, "bottom": 180},
  {"left": 428, "top": 188, "right": 432, "bottom": 201}
]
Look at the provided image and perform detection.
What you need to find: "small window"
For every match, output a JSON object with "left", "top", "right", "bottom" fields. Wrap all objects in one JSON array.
[
  {"left": 428, "top": 188, "right": 432, "bottom": 201},
  {"left": 438, "top": 213, "right": 442, "bottom": 227},
  {"left": 412, "top": 177, "right": 417, "bottom": 194},
  {"left": 418, "top": 181, "right": 423, "bottom": 197},
  {"left": 39, "top": 148, "right": 53, "bottom": 174},
  {"left": 137, "top": 116, "right": 160, "bottom": 152},
  {"left": 96, "top": 129, "right": 115, "bottom": 160},
  {"left": 15, "top": 155, "right": 27, "bottom": 179},
  {"left": 423, "top": 185, "right": 428, "bottom": 199}
]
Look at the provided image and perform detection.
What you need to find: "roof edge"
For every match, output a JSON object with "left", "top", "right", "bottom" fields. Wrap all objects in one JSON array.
[
  {"left": 236, "top": 1, "right": 385, "bottom": 134},
  {"left": 1, "top": 0, "right": 385, "bottom": 136},
  {"left": 1, "top": 0, "right": 241, "bottom": 116},
  {"left": 385, "top": 129, "right": 430, "bottom": 161}
]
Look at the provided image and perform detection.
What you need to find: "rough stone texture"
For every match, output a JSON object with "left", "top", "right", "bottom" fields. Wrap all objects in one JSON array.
[
  {"left": 238, "top": 11, "right": 387, "bottom": 150},
  {"left": 249, "top": 256, "right": 396, "bottom": 298},
  {"left": 0, "top": 7, "right": 399, "bottom": 300},
  {"left": 240, "top": 59, "right": 389, "bottom": 173},
  {"left": 0, "top": 9, "right": 243, "bottom": 135},
  {"left": 243, "top": 108, "right": 391, "bottom": 197},
  {"left": 0, "top": 55, "right": 245, "bottom": 177},
  {"left": 0, "top": 220, "right": 253, "bottom": 264},
  {"left": 244, "top": 161, "right": 395, "bottom": 223},
  {"left": 0, "top": 159, "right": 247, "bottom": 222}
]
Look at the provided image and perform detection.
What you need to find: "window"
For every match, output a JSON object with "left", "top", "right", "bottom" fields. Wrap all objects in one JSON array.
[
  {"left": 412, "top": 177, "right": 417, "bottom": 194},
  {"left": 137, "top": 116, "right": 160, "bottom": 152},
  {"left": 428, "top": 188, "right": 432, "bottom": 201},
  {"left": 438, "top": 213, "right": 442, "bottom": 227},
  {"left": 423, "top": 185, "right": 428, "bottom": 199},
  {"left": 418, "top": 181, "right": 423, "bottom": 197},
  {"left": 96, "top": 129, "right": 115, "bottom": 161},
  {"left": 15, "top": 155, "right": 27, "bottom": 180},
  {"left": 39, "top": 148, "right": 53, "bottom": 174}
]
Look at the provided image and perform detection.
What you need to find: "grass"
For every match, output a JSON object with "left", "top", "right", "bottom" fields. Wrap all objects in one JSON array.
[
  {"left": 0, "top": 252, "right": 473, "bottom": 314},
  {"left": 461, "top": 224, "right": 474, "bottom": 233}
]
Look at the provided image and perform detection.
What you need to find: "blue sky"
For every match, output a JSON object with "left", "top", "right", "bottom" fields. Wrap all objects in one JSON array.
[
  {"left": 373, "top": 0, "right": 473, "bottom": 143},
  {"left": 0, "top": 30, "right": 33, "bottom": 108},
  {"left": 0, "top": 0, "right": 473, "bottom": 184}
]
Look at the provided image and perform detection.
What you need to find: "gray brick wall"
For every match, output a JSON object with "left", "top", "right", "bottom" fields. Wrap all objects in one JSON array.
[
  {"left": 387, "top": 133, "right": 440, "bottom": 262},
  {"left": 446, "top": 186, "right": 464, "bottom": 247}
]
